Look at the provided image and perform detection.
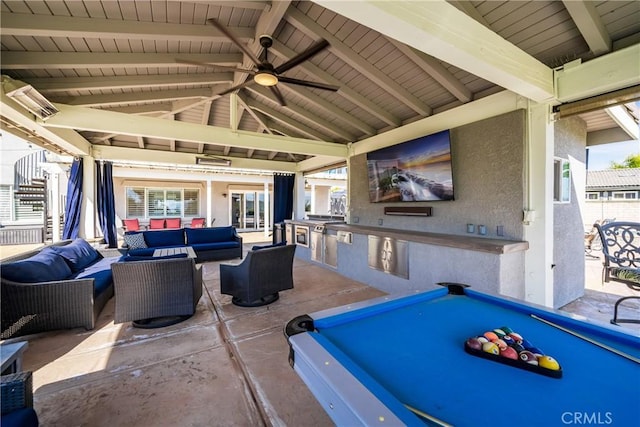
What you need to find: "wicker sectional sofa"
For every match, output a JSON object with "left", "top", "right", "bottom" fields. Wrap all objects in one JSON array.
[
  {"left": 123, "top": 226, "right": 243, "bottom": 263},
  {"left": 1, "top": 239, "right": 122, "bottom": 339}
]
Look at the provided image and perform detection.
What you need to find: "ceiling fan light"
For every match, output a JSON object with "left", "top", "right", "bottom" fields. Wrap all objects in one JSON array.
[{"left": 254, "top": 72, "right": 278, "bottom": 87}]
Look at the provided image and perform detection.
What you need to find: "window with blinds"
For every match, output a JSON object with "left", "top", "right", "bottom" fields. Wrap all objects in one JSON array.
[{"left": 126, "top": 187, "right": 199, "bottom": 218}]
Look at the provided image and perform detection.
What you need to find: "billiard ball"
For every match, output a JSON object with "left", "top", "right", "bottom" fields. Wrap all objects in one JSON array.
[
  {"left": 528, "top": 347, "right": 544, "bottom": 357},
  {"left": 519, "top": 350, "right": 538, "bottom": 365},
  {"left": 521, "top": 339, "right": 533, "bottom": 349},
  {"left": 477, "top": 336, "right": 489, "bottom": 344},
  {"left": 482, "top": 342, "right": 499, "bottom": 355},
  {"left": 509, "top": 332, "right": 523, "bottom": 344},
  {"left": 511, "top": 343, "right": 525, "bottom": 353},
  {"left": 493, "top": 328, "right": 507, "bottom": 338},
  {"left": 500, "top": 326, "right": 514, "bottom": 334},
  {"left": 538, "top": 355, "right": 560, "bottom": 370},
  {"left": 484, "top": 331, "right": 499, "bottom": 342},
  {"left": 494, "top": 339, "right": 508, "bottom": 351},
  {"left": 466, "top": 337, "right": 483, "bottom": 350},
  {"left": 502, "top": 336, "right": 515, "bottom": 346},
  {"left": 500, "top": 347, "right": 518, "bottom": 360}
]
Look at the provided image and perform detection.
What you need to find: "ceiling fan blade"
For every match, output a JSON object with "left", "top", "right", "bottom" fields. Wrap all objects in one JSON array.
[
  {"left": 216, "top": 80, "right": 255, "bottom": 97},
  {"left": 274, "top": 39, "right": 330, "bottom": 75},
  {"left": 207, "top": 18, "right": 262, "bottom": 67},
  {"left": 175, "top": 59, "right": 256, "bottom": 74},
  {"left": 269, "top": 85, "right": 286, "bottom": 106},
  {"left": 278, "top": 76, "right": 339, "bottom": 92}
]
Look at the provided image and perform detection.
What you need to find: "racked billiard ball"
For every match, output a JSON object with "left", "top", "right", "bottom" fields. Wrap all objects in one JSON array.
[
  {"left": 500, "top": 347, "right": 518, "bottom": 360},
  {"left": 538, "top": 355, "right": 560, "bottom": 370},
  {"left": 482, "top": 342, "right": 499, "bottom": 355},
  {"left": 466, "top": 337, "right": 483, "bottom": 350},
  {"left": 500, "top": 326, "right": 514, "bottom": 334},
  {"left": 493, "top": 328, "right": 507, "bottom": 338},
  {"left": 502, "top": 336, "right": 515, "bottom": 346},
  {"left": 511, "top": 343, "right": 525, "bottom": 353},
  {"left": 494, "top": 339, "right": 508, "bottom": 351},
  {"left": 509, "top": 332, "right": 523, "bottom": 344},
  {"left": 519, "top": 350, "right": 538, "bottom": 365},
  {"left": 484, "top": 331, "right": 499, "bottom": 342},
  {"left": 528, "top": 347, "right": 544, "bottom": 357},
  {"left": 477, "top": 336, "right": 489, "bottom": 344}
]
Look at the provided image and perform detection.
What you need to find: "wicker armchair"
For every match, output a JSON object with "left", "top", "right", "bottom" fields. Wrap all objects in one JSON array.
[
  {"left": 1, "top": 241, "right": 115, "bottom": 339},
  {"left": 111, "top": 257, "right": 203, "bottom": 326},
  {"left": 595, "top": 221, "right": 640, "bottom": 325},
  {"left": 1, "top": 371, "right": 38, "bottom": 426},
  {"left": 220, "top": 244, "right": 296, "bottom": 307}
]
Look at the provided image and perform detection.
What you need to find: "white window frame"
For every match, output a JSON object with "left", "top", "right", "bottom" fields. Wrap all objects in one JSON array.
[
  {"left": 585, "top": 192, "right": 599, "bottom": 201},
  {"left": 612, "top": 191, "right": 638, "bottom": 200},
  {"left": 125, "top": 186, "right": 200, "bottom": 219},
  {"left": 553, "top": 158, "right": 571, "bottom": 203}
]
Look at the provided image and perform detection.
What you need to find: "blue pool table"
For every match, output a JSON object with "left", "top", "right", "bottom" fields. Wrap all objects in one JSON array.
[{"left": 285, "top": 284, "right": 640, "bottom": 426}]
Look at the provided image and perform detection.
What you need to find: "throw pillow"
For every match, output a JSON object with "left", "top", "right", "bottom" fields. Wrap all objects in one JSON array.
[
  {"left": 49, "top": 238, "right": 100, "bottom": 272},
  {"left": 1, "top": 249, "right": 72, "bottom": 283},
  {"left": 124, "top": 232, "right": 147, "bottom": 250}
]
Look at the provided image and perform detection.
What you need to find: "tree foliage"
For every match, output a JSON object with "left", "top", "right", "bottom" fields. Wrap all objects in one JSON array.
[{"left": 610, "top": 153, "right": 640, "bottom": 169}]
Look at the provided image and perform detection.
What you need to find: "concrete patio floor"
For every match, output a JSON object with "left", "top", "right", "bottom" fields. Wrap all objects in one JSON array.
[{"left": 3, "top": 236, "right": 639, "bottom": 426}]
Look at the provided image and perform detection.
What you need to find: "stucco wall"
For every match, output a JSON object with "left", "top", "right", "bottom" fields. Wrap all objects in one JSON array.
[
  {"left": 553, "top": 116, "right": 587, "bottom": 307},
  {"left": 349, "top": 110, "right": 526, "bottom": 240}
]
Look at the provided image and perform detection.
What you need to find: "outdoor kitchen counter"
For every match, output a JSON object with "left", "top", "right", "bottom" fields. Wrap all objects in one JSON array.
[{"left": 325, "top": 223, "right": 529, "bottom": 255}]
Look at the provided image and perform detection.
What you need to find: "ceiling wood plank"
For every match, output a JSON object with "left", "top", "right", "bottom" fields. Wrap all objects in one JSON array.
[
  {"left": 286, "top": 7, "right": 433, "bottom": 116},
  {"left": 1, "top": 14, "right": 254, "bottom": 42},
  {"left": 1, "top": 52, "right": 243, "bottom": 69},
  {"left": 314, "top": 0, "right": 554, "bottom": 103}
]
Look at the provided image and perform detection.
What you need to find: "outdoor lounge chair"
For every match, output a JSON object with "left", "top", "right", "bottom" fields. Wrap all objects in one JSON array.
[
  {"left": 1, "top": 371, "right": 39, "bottom": 427},
  {"left": 111, "top": 257, "right": 203, "bottom": 327},
  {"left": 220, "top": 244, "right": 296, "bottom": 307},
  {"left": 595, "top": 221, "right": 640, "bottom": 325}
]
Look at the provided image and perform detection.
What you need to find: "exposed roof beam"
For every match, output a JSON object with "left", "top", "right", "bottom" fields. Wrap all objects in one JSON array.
[
  {"left": 192, "top": 1, "right": 269, "bottom": 11},
  {"left": 93, "top": 146, "right": 298, "bottom": 173},
  {"left": 606, "top": 105, "right": 639, "bottom": 140},
  {"left": 270, "top": 40, "right": 400, "bottom": 127},
  {"left": 51, "top": 88, "right": 216, "bottom": 107},
  {"left": 555, "top": 45, "right": 640, "bottom": 102},
  {"left": 314, "top": 0, "right": 554, "bottom": 103},
  {"left": 2, "top": 13, "right": 254, "bottom": 43},
  {"left": 106, "top": 103, "right": 173, "bottom": 115},
  {"left": 448, "top": 1, "right": 491, "bottom": 27},
  {"left": 243, "top": 97, "right": 329, "bottom": 141},
  {"left": 286, "top": 7, "right": 432, "bottom": 116},
  {"left": 237, "top": 94, "right": 273, "bottom": 135},
  {"left": 198, "top": 101, "right": 213, "bottom": 154},
  {"left": 562, "top": 0, "right": 611, "bottom": 56},
  {"left": 26, "top": 74, "right": 234, "bottom": 93},
  {"left": 386, "top": 38, "right": 473, "bottom": 103},
  {"left": 248, "top": 85, "right": 356, "bottom": 141},
  {"left": 1, "top": 52, "right": 242, "bottom": 69},
  {"left": 43, "top": 103, "right": 348, "bottom": 158}
]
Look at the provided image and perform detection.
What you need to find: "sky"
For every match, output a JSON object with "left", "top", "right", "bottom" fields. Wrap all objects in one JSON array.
[{"left": 587, "top": 139, "right": 640, "bottom": 170}]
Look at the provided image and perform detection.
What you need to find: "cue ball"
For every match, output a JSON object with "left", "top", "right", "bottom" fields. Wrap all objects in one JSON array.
[
  {"left": 538, "top": 356, "right": 560, "bottom": 370},
  {"left": 482, "top": 342, "right": 499, "bottom": 355}
]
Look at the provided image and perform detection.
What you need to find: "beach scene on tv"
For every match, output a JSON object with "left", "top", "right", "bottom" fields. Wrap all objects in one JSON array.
[{"left": 367, "top": 130, "right": 454, "bottom": 202}]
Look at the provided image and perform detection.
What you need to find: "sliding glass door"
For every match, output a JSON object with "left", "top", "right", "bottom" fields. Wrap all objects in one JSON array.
[{"left": 230, "top": 191, "right": 266, "bottom": 230}]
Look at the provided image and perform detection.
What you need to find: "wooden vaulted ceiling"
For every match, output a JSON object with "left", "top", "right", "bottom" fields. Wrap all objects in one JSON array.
[{"left": 1, "top": 1, "right": 639, "bottom": 172}]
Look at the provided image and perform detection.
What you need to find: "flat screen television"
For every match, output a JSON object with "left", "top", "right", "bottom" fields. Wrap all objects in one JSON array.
[{"left": 366, "top": 130, "right": 454, "bottom": 203}]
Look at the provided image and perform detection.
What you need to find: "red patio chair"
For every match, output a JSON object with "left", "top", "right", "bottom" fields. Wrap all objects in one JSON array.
[
  {"left": 165, "top": 218, "right": 181, "bottom": 229},
  {"left": 123, "top": 218, "right": 142, "bottom": 232},
  {"left": 149, "top": 218, "right": 165, "bottom": 229},
  {"left": 190, "top": 218, "right": 205, "bottom": 228}
]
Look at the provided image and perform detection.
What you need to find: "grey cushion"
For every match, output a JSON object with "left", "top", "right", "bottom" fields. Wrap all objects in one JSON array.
[{"left": 124, "top": 232, "right": 147, "bottom": 249}]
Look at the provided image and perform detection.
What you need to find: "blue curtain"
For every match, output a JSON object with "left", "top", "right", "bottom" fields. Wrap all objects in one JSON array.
[
  {"left": 96, "top": 161, "right": 118, "bottom": 248},
  {"left": 273, "top": 173, "right": 295, "bottom": 224},
  {"left": 62, "top": 158, "right": 83, "bottom": 240}
]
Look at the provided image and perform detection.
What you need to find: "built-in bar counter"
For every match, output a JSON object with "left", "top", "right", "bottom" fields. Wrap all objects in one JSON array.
[{"left": 326, "top": 223, "right": 529, "bottom": 255}]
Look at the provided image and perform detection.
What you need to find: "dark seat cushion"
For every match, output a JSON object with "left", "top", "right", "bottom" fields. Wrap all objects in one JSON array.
[
  {"left": 1, "top": 250, "right": 72, "bottom": 283},
  {"left": 251, "top": 242, "right": 286, "bottom": 251},
  {"left": 191, "top": 242, "right": 240, "bottom": 252},
  {"left": 144, "top": 229, "right": 185, "bottom": 248},
  {"left": 186, "top": 227, "right": 235, "bottom": 244},
  {"left": 72, "top": 257, "right": 121, "bottom": 296},
  {"left": 48, "top": 238, "right": 100, "bottom": 272},
  {"left": 1, "top": 407, "right": 39, "bottom": 427}
]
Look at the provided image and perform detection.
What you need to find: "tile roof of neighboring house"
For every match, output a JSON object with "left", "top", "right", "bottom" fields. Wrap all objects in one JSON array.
[{"left": 586, "top": 168, "right": 640, "bottom": 191}]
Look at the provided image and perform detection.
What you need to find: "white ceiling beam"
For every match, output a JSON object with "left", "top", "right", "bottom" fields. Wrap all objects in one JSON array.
[
  {"left": 93, "top": 146, "right": 297, "bottom": 173},
  {"left": 314, "top": 0, "right": 554, "bottom": 103},
  {"left": 270, "top": 40, "right": 400, "bottom": 127},
  {"left": 106, "top": 103, "right": 173, "bottom": 115},
  {"left": 191, "top": 1, "right": 269, "bottom": 11},
  {"left": 286, "top": 7, "right": 432, "bottom": 116},
  {"left": 1, "top": 52, "right": 242, "bottom": 69},
  {"left": 605, "top": 105, "right": 639, "bottom": 140},
  {"left": 237, "top": 94, "right": 273, "bottom": 135},
  {"left": 43, "top": 103, "right": 347, "bottom": 158},
  {"left": 562, "top": 0, "right": 611, "bottom": 56},
  {"left": 555, "top": 45, "right": 640, "bottom": 102},
  {"left": 448, "top": 1, "right": 491, "bottom": 28},
  {"left": 386, "top": 38, "right": 473, "bottom": 103},
  {"left": 51, "top": 88, "right": 216, "bottom": 107},
  {"left": 243, "top": 97, "right": 329, "bottom": 141},
  {"left": 247, "top": 85, "right": 356, "bottom": 141},
  {"left": 2, "top": 13, "right": 254, "bottom": 42},
  {"left": 26, "top": 74, "right": 234, "bottom": 93}
]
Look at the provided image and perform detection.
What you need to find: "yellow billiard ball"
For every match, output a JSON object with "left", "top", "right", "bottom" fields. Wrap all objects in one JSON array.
[{"left": 538, "top": 355, "right": 560, "bottom": 370}]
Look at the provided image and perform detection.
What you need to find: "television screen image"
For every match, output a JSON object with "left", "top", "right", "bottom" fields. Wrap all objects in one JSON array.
[{"left": 366, "top": 130, "right": 454, "bottom": 203}]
